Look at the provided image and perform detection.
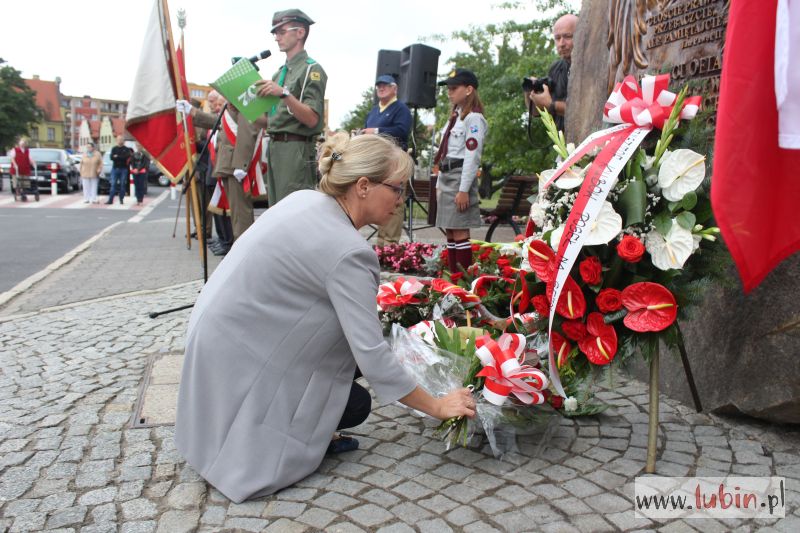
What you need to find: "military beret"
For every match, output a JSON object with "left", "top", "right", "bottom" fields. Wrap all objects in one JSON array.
[{"left": 270, "top": 9, "right": 315, "bottom": 33}]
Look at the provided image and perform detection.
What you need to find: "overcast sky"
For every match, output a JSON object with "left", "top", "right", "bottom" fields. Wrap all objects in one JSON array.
[{"left": 2, "top": 0, "right": 571, "bottom": 129}]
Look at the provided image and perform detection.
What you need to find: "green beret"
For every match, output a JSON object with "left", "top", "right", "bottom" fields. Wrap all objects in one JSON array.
[{"left": 270, "top": 9, "right": 314, "bottom": 33}]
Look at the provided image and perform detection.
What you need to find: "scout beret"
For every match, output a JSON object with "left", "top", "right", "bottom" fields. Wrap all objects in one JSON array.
[
  {"left": 437, "top": 68, "right": 479, "bottom": 89},
  {"left": 270, "top": 9, "right": 315, "bottom": 33}
]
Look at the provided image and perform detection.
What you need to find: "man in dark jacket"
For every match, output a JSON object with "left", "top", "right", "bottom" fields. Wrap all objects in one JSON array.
[{"left": 107, "top": 135, "right": 133, "bottom": 204}]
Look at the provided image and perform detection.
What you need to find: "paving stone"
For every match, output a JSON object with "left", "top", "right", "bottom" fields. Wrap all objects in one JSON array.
[
  {"left": 296, "top": 507, "right": 337, "bottom": 529},
  {"left": 414, "top": 473, "right": 451, "bottom": 491},
  {"left": 444, "top": 504, "right": 480, "bottom": 526},
  {"left": 373, "top": 443, "right": 416, "bottom": 460},
  {"left": 362, "top": 470, "right": 404, "bottom": 488},
  {"left": 222, "top": 517, "right": 270, "bottom": 531},
  {"left": 199, "top": 505, "right": 226, "bottom": 525},
  {"left": 275, "top": 487, "right": 318, "bottom": 501},
  {"left": 417, "top": 517, "right": 455, "bottom": 533},
  {"left": 227, "top": 501, "right": 267, "bottom": 517},
  {"left": 78, "top": 486, "right": 117, "bottom": 506},
  {"left": 362, "top": 488, "right": 402, "bottom": 507},
  {"left": 10, "top": 512, "right": 47, "bottom": 532},
  {"left": 376, "top": 523, "right": 416, "bottom": 533},
  {"left": 166, "top": 482, "right": 206, "bottom": 509},
  {"left": 392, "top": 480, "right": 434, "bottom": 500},
  {"left": 120, "top": 498, "right": 158, "bottom": 520},
  {"left": 344, "top": 503, "right": 395, "bottom": 528},
  {"left": 155, "top": 510, "right": 200, "bottom": 533},
  {"left": 569, "top": 514, "right": 615, "bottom": 532},
  {"left": 90, "top": 503, "right": 117, "bottom": 524},
  {"left": 314, "top": 492, "right": 359, "bottom": 512},
  {"left": 431, "top": 463, "right": 473, "bottom": 481},
  {"left": 463, "top": 521, "right": 502, "bottom": 533},
  {"left": 46, "top": 506, "right": 87, "bottom": 529},
  {"left": 263, "top": 517, "right": 309, "bottom": 533},
  {"left": 327, "top": 522, "right": 368, "bottom": 533},
  {"left": 494, "top": 485, "right": 538, "bottom": 505},
  {"left": 585, "top": 492, "right": 630, "bottom": 513},
  {"left": 551, "top": 496, "right": 593, "bottom": 515},
  {"left": 529, "top": 483, "right": 568, "bottom": 500},
  {"left": 328, "top": 477, "right": 369, "bottom": 497},
  {"left": 389, "top": 501, "right": 433, "bottom": 524},
  {"left": 4, "top": 498, "right": 40, "bottom": 516}
]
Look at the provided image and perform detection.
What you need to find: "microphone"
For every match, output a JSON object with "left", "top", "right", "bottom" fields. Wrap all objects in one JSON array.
[{"left": 231, "top": 50, "right": 271, "bottom": 70}]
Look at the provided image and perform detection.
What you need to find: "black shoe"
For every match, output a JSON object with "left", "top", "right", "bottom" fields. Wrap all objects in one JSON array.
[
  {"left": 212, "top": 245, "right": 231, "bottom": 256},
  {"left": 105, "top": 200, "right": 113, "bottom": 204}
]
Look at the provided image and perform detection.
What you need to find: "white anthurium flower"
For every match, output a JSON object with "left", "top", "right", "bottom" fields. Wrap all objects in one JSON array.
[
  {"left": 555, "top": 163, "right": 590, "bottom": 190},
  {"left": 658, "top": 148, "right": 706, "bottom": 202},
  {"left": 549, "top": 201, "right": 623, "bottom": 249},
  {"left": 645, "top": 220, "right": 695, "bottom": 270}
]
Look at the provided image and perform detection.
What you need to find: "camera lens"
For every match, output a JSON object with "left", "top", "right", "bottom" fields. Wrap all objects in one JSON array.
[{"left": 522, "top": 77, "right": 534, "bottom": 92}]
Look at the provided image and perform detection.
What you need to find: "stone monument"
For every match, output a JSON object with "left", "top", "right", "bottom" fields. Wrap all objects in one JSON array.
[{"left": 566, "top": 0, "right": 800, "bottom": 424}]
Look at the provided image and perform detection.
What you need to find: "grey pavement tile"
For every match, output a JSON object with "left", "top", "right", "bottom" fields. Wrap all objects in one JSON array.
[
  {"left": 344, "top": 503, "right": 395, "bottom": 528},
  {"left": 376, "top": 522, "right": 416, "bottom": 533},
  {"left": 222, "top": 517, "right": 270, "bottom": 531},
  {"left": 463, "top": 521, "right": 503, "bottom": 533},
  {"left": 444, "top": 504, "right": 480, "bottom": 526},
  {"left": 389, "top": 501, "right": 434, "bottom": 524},
  {"left": 327, "top": 522, "right": 369, "bottom": 533},
  {"left": 551, "top": 496, "right": 594, "bottom": 515},
  {"left": 78, "top": 487, "right": 117, "bottom": 506},
  {"left": 361, "top": 470, "right": 404, "bottom": 489},
  {"left": 262, "top": 517, "right": 309, "bottom": 533},
  {"left": 11, "top": 512, "right": 47, "bottom": 533},
  {"left": 296, "top": 507, "right": 337, "bottom": 529},
  {"left": 431, "top": 462, "right": 473, "bottom": 481},
  {"left": 314, "top": 491, "right": 360, "bottom": 512},
  {"left": 90, "top": 502, "right": 117, "bottom": 524},
  {"left": 165, "top": 482, "right": 206, "bottom": 509},
  {"left": 121, "top": 498, "right": 159, "bottom": 520},
  {"left": 227, "top": 500, "right": 267, "bottom": 517},
  {"left": 155, "top": 510, "right": 200, "bottom": 533},
  {"left": 45, "top": 505, "right": 87, "bottom": 529},
  {"left": 418, "top": 517, "right": 455, "bottom": 532},
  {"left": 561, "top": 477, "right": 605, "bottom": 498},
  {"left": 539, "top": 521, "right": 583, "bottom": 533},
  {"left": 569, "top": 514, "right": 616, "bottom": 532},
  {"left": 200, "top": 505, "right": 226, "bottom": 525},
  {"left": 361, "top": 488, "right": 402, "bottom": 507},
  {"left": 391, "top": 480, "right": 434, "bottom": 500}
]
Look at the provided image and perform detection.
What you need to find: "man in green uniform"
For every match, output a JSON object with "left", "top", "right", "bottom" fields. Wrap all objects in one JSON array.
[{"left": 255, "top": 9, "right": 327, "bottom": 207}]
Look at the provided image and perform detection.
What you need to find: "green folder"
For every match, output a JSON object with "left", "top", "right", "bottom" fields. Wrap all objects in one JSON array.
[{"left": 211, "top": 58, "right": 278, "bottom": 122}]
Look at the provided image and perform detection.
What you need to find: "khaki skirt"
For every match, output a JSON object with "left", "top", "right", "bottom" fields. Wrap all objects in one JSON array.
[{"left": 435, "top": 168, "right": 482, "bottom": 229}]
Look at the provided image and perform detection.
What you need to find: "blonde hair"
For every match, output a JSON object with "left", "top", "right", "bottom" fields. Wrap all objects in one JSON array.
[
  {"left": 318, "top": 132, "right": 414, "bottom": 197},
  {"left": 457, "top": 89, "right": 483, "bottom": 120}
]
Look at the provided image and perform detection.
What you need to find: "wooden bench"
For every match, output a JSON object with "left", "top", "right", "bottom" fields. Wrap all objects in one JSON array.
[{"left": 480, "top": 174, "right": 537, "bottom": 241}]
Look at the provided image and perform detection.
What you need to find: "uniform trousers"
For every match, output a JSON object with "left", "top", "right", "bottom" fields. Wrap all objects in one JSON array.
[
  {"left": 266, "top": 140, "right": 318, "bottom": 207},
  {"left": 223, "top": 175, "right": 254, "bottom": 241}
]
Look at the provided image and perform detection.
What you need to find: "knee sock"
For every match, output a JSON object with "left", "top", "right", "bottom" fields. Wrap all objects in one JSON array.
[
  {"left": 454, "top": 238, "right": 473, "bottom": 272},
  {"left": 446, "top": 238, "right": 457, "bottom": 273}
]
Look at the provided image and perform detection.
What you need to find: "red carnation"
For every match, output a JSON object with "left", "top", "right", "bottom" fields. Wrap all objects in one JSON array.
[
  {"left": 617, "top": 235, "right": 646, "bottom": 263},
  {"left": 562, "top": 320, "right": 588, "bottom": 341},
  {"left": 578, "top": 312, "right": 618, "bottom": 365},
  {"left": 579, "top": 256, "right": 603, "bottom": 285},
  {"left": 596, "top": 288, "right": 624, "bottom": 313},
  {"left": 621, "top": 282, "right": 678, "bottom": 332},
  {"left": 531, "top": 295, "right": 550, "bottom": 316}
]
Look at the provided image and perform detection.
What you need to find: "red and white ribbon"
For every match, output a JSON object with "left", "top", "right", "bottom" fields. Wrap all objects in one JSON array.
[
  {"left": 541, "top": 74, "right": 700, "bottom": 398},
  {"left": 377, "top": 276, "right": 425, "bottom": 310},
  {"left": 475, "top": 334, "right": 548, "bottom": 406},
  {"left": 243, "top": 130, "right": 267, "bottom": 198}
]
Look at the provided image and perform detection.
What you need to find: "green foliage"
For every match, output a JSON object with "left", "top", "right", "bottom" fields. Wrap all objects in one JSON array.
[
  {"left": 340, "top": 87, "right": 375, "bottom": 134},
  {"left": 0, "top": 63, "right": 42, "bottom": 151}
]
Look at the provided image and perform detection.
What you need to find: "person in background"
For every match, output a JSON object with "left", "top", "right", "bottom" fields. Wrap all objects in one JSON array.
[
  {"left": 79, "top": 141, "right": 103, "bottom": 204},
  {"left": 362, "top": 74, "right": 412, "bottom": 246},
  {"left": 8, "top": 138, "right": 36, "bottom": 202},
  {"left": 175, "top": 132, "right": 475, "bottom": 503},
  {"left": 107, "top": 135, "right": 132, "bottom": 204},
  {"left": 129, "top": 144, "right": 149, "bottom": 206},
  {"left": 526, "top": 13, "right": 577, "bottom": 134},
  {"left": 433, "top": 69, "right": 488, "bottom": 273}
]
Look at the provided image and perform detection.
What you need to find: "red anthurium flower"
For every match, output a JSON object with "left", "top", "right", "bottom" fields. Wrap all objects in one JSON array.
[
  {"left": 578, "top": 312, "right": 618, "bottom": 365},
  {"left": 621, "top": 282, "right": 678, "bottom": 332},
  {"left": 546, "top": 276, "right": 587, "bottom": 319},
  {"left": 430, "top": 278, "right": 480, "bottom": 303},
  {"left": 531, "top": 295, "right": 550, "bottom": 316},
  {"left": 579, "top": 256, "right": 603, "bottom": 285},
  {"left": 527, "top": 240, "right": 556, "bottom": 282},
  {"left": 562, "top": 320, "right": 588, "bottom": 341},
  {"left": 376, "top": 277, "right": 425, "bottom": 311},
  {"left": 596, "top": 288, "right": 624, "bottom": 313},
  {"left": 450, "top": 272, "right": 464, "bottom": 282},
  {"left": 550, "top": 331, "right": 572, "bottom": 368}
]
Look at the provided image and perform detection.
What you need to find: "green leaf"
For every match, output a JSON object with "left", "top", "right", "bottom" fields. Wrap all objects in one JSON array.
[
  {"left": 653, "top": 211, "right": 673, "bottom": 236},
  {"left": 618, "top": 180, "right": 647, "bottom": 226},
  {"left": 603, "top": 309, "right": 628, "bottom": 324},
  {"left": 693, "top": 196, "right": 713, "bottom": 224},
  {"left": 676, "top": 211, "right": 696, "bottom": 230},
  {"left": 667, "top": 201, "right": 681, "bottom": 213},
  {"left": 681, "top": 191, "right": 698, "bottom": 211}
]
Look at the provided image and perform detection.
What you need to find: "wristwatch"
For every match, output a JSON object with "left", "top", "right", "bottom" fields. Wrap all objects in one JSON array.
[{"left": 280, "top": 87, "right": 290, "bottom": 99}]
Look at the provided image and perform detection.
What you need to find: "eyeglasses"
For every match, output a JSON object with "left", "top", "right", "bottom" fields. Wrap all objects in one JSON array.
[
  {"left": 273, "top": 26, "right": 301, "bottom": 36},
  {"left": 380, "top": 182, "right": 405, "bottom": 199}
]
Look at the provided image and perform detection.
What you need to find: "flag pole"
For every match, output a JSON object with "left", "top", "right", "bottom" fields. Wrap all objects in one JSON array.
[{"left": 163, "top": 0, "right": 205, "bottom": 263}]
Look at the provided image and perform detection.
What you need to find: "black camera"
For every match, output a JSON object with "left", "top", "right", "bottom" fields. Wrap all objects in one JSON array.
[{"left": 522, "top": 76, "right": 551, "bottom": 94}]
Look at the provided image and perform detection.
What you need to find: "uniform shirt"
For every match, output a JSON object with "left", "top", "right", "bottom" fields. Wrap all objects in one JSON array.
[
  {"left": 441, "top": 110, "right": 488, "bottom": 192},
  {"left": 269, "top": 50, "right": 327, "bottom": 136},
  {"left": 365, "top": 99, "right": 412, "bottom": 150}
]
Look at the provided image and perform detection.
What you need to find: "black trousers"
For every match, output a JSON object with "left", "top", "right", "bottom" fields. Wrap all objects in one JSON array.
[{"left": 336, "top": 369, "right": 371, "bottom": 430}]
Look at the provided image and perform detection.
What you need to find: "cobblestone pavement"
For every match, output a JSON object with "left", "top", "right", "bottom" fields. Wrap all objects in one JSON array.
[{"left": 1, "top": 282, "right": 798, "bottom": 532}]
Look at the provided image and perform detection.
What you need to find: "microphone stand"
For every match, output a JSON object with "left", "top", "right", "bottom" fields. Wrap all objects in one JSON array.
[{"left": 149, "top": 103, "right": 228, "bottom": 319}]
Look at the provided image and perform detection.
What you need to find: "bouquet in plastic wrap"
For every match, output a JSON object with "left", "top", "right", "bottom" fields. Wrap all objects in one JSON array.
[{"left": 391, "top": 322, "right": 559, "bottom": 457}]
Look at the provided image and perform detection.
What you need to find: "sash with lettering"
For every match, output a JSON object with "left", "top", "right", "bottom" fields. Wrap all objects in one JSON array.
[{"left": 538, "top": 74, "right": 700, "bottom": 397}]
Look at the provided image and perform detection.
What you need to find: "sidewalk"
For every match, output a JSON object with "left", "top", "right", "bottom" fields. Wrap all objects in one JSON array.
[{"left": 0, "top": 217, "right": 798, "bottom": 532}]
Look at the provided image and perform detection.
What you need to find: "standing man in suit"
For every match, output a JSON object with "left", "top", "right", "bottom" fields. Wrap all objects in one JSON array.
[
  {"left": 361, "top": 74, "right": 412, "bottom": 245},
  {"left": 255, "top": 9, "right": 327, "bottom": 207}
]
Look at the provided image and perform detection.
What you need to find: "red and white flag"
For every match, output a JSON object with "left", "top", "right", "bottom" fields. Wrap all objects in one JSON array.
[
  {"left": 208, "top": 177, "right": 229, "bottom": 215},
  {"left": 125, "top": 0, "right": 193, "bottom": 182},
  {"left": 711, "top": 0, "right": 800, "bottom": 293},
  {"left": 243, "top": 132, "right": 268, "bottom": 199}
]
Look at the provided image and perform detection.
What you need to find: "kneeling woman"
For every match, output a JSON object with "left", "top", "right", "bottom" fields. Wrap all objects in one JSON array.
[{"left": 175, "top": 132, "right": 475, "bottom": 503}]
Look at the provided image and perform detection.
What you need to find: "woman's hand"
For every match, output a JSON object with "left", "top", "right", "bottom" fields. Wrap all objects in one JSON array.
[
  {"left": 436, "top": 388, "right": 476, "bottom": 419},
  {"left": 455, "top": 191, "right": 469, "bottom": 212}
]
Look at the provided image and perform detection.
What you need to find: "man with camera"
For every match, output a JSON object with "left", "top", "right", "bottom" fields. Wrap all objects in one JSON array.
[
  {"left": 360, "top": 74, "right": 412, "bottom": 245},
  {"left": 525, "top": 13, "right": 577, "bottom": 134}
]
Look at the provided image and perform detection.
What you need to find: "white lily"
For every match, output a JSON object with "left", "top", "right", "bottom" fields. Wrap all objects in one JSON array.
[
  {"left": 645, "top": 220, "right": 695, "bottom": 270},
  {"left": 549, "top": 201, "right": 622, "bottom": 249},
  {"left": 658, "top": 148, "right": 706, "bottom": 202}
]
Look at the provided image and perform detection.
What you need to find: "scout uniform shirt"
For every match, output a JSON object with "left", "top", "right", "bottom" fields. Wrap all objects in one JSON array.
[
  {"left": 442, "top": 110, "right": 488, "bottom": 193},
  {"left": 268, "top": 50, "right": 327, "bottom": 137}
]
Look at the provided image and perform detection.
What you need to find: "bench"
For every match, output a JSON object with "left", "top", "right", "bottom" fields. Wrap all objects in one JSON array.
[{"left": 480, "top": 174, "right": 537, "bottom": 241}]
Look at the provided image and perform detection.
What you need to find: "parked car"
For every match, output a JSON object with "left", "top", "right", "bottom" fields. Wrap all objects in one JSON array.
[
  {"left": 29, "top": 148, "right": 80, "bottom": 193},
  {"left": 0, "top": 155, "right": 10, "bottom": 191}
]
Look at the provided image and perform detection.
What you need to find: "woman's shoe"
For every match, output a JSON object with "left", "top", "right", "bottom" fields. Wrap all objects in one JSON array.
[{"left": 326, "top": 435, "right": 359, "bottom": 454}]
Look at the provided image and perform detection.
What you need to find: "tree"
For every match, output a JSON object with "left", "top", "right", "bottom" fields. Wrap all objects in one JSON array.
[
  {"left": 340, "top": 87, "right": 375, "bottom": 134},
  {"left": 0, "top": 61, "right": 42, "bottom": 152}
]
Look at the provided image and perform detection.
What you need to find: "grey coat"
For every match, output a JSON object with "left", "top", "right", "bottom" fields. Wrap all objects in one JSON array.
[{"left": 175, "top": 190, "right": 417, "bottom": 503}]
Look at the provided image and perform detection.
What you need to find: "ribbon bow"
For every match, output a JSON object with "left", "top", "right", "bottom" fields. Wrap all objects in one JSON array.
[
  {"left": 604, "top": 74, "right": 701, "bottom": 130},
  {"left": 474, "top": 333, "right": 548, "bottom": 406}
]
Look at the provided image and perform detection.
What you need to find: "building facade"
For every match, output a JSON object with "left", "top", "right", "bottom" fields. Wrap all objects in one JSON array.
[{"left": 24, "top": 76, "right": 66, "bottom": 149}]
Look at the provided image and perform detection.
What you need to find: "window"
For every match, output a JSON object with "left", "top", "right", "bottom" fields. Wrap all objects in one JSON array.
[
  {"left": 31, "top": 128, "right": 39, "bottom": 140},
  {"left": 191, "top": 89, "right": 205, "bottom": 98},
  {"left": 47, "top": 128, "right": 56, "bottom": 141}
]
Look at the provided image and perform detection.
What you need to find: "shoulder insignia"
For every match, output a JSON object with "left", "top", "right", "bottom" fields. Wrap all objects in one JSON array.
[
  {"left": 466, "top": 137, "right": 478, "bottom": 151},
  {"left": 469, "top": 124, "right": 479, "bottom": 134},
  {"left": 310, "top": 71, "right": 321, "bottom": 81}
]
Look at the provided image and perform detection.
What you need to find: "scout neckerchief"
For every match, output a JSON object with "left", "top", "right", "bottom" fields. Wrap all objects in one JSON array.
[
  {"left": 270, "top": 57, "right": 317, "bottom": 116},
  {"left": 433, "top": 109, "right": 459, "bottom": 167}
]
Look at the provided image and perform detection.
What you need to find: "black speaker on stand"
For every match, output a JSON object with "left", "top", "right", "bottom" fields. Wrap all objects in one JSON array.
[{"left": 397, "top": 43, "right": 442, "bottom": 241}]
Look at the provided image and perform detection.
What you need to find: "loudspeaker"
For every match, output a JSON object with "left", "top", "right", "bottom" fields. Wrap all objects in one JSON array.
[
  {"left": 375, "top": 49, "right": 401, "bottom": 84},
  {"left": 399, "top": 43, "right": 440, "bottom": 109}
]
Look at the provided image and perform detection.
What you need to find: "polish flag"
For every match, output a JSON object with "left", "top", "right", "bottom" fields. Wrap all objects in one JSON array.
[
  {"left": 125, "top": 0, "right": 192, "bottom": 182},
  {"left": 711, "top": 0, "right": 800, "bottom": 293}
]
